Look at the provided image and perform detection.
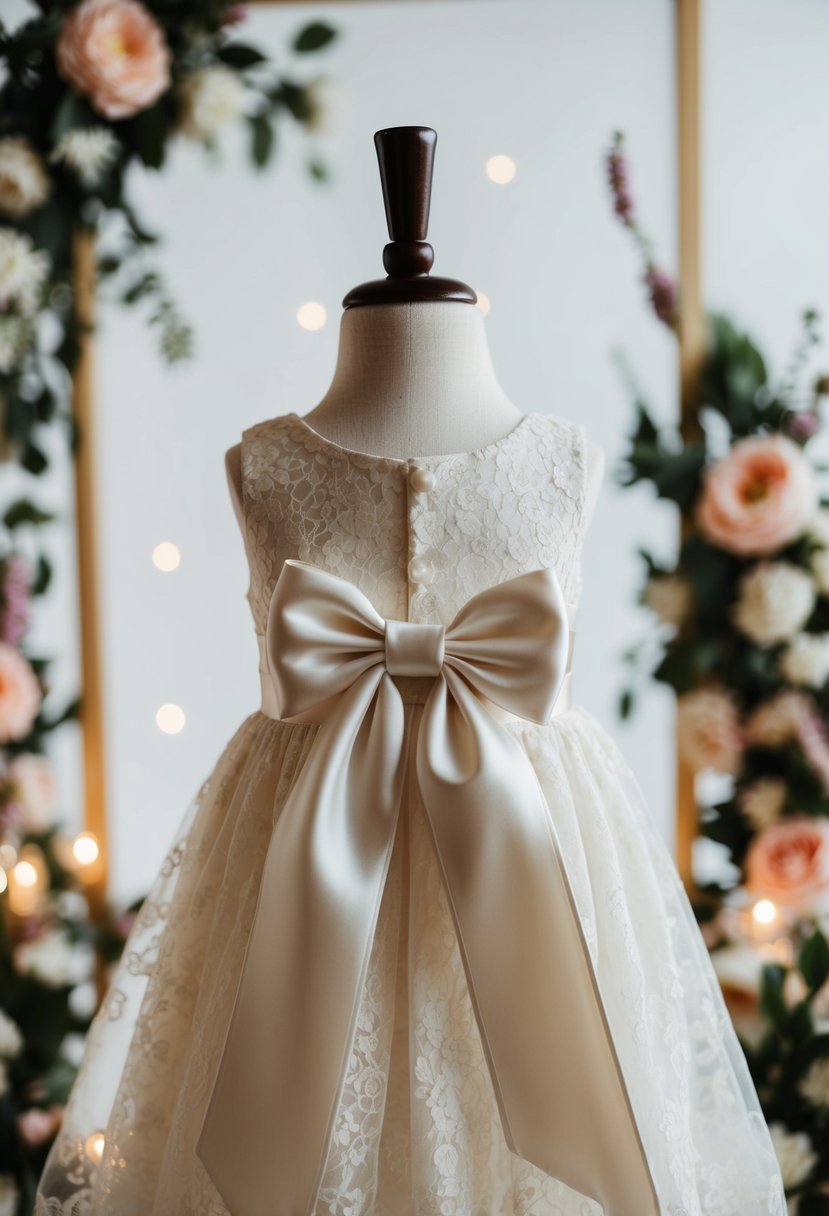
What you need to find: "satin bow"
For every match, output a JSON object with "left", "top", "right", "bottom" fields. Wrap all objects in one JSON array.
[{"left": 196, "top": 560, "right": 659, "bottom": 1216}]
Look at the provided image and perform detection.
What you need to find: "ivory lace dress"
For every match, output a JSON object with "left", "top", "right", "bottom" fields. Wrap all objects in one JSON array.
[{"left": 35, "top": 410, "right": 787, "bottom": 1216}]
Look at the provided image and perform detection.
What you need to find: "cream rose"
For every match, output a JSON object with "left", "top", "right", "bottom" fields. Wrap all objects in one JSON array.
[
  {"left": 56, "top": 0, "right": 172, "bottom": 120},
  {"left": 733, "top": 561, "right": 815, "bottom": 647},
  {"left": 0, "top": 643, "right": 41, "bottom": 743},
  {"left": 768, "top": 1122, "right": 818, "bottom": 1188},
  {"left": 8, "top": 754, "right": 57, "bottom": 832},
  {"left": 739, "top": 777, "right": 787, "bottom": 830},
  {"left": 177, "top": 65, "right": 246, "bottom": 140},
  {"left": 745, "top": 816, "right": 829, "bottom": 916},
  {"left": 779, "top": 632, "right": 829, "bottom": 688},
  {"left": 642, "top": 573, "right": 692, "bottom": 630},
  {"left": 0, "top": 138, "right": 51, "bottom": 219},
  {"left": 696, "top": 433, "right": 818, "bottom": 556},
  {"left": 676, "top": 686, "right": 743, "bottom": 775}
]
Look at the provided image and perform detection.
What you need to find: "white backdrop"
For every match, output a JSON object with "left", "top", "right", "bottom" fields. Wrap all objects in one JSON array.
[{"left": 30, "top": 0, "right": 828, "bottom": 904}]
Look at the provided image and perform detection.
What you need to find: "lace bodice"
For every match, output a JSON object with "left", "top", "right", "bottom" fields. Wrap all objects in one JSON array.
[{"left": 239, "top": 410, "right": 591, "bottom": 639}]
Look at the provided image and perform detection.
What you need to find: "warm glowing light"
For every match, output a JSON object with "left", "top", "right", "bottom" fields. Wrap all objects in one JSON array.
[
  {"left": 474, "top": 291, "right": 491, "bottom": 316},
  {"left": 8, "top": 844, "right": 47, "bottom": 916},
  {"left": 156, "top": 703, "right": 186, "bottom": 734},
  {"left": 14, "top": 860, "right": 38, "bottom": 887},
  {"left": 73, "top": 832, "right": 99, "bottom": 867},
  {"left": 485, "top": 154, "right": 516, "bottom": 184},
  {"left": 85, "top": 1131, "right": 106, "bottom": 1163},
  {"left": 297, "top": 301, "right": 327, "bottom": 331},
  {"left": 752, "top": 898, "right": 777, "bottom": 925},
  {"left": 152, "top": 541, "right": 181, "bottom": 572},
  {"left": 0, "top": 870, "right": 6, "bottom": 894}
]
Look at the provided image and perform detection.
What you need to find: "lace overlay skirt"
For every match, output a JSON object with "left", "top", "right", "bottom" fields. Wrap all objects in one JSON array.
[{"left": 35, "top": 705, "right": 785, "bottom": 1216}]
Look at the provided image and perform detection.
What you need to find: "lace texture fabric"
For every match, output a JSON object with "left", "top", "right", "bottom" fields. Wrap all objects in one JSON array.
[{"left": 35, "top": 411, "right": 787, "bottom": 1215}]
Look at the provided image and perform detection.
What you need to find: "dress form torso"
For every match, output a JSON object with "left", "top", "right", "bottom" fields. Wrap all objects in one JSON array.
[{"left": 225, "top": 301, "right": 604, "bottom": 625}]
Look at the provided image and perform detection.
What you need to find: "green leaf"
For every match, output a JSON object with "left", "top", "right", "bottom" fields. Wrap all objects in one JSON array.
[
  {"left": 248, "top": 114, "right": 275, "bottom": 167},
  {"left": 50, "top": 90, "right": 95, "bottom": 143},
  {"left": 20, "top": 442, "right": 48, "bottom": 475},
  {"left": 759, "top": 963, "right": 788, "bottom": 1028},
  {"left": 800, "top": 928, "right": 829, "bottom": 992},
  {"left": 308, "top": 158, "right": 328, "bottom": 182},
  {"left": 3, "top": 498, "right": 56, "bottom": 530},
  {"left": 130, "top": 102, "right": 168, "bottom": 169},
  {"left": 798, "top": 1197, "right": 829, "bottom": 1216},
  {"left": 652, "top": 444, "right": 706, "bottom": 509},
  {"left": 216, "top": 43, "right": 267, "bottom": 69},
  {"left": 32, "top": 554, "right": 52, "bottom": 596},
  {"left": 618, "top": 688, "right": 635, "bottom": 720},
  {"left": 293, "top": 21, "right": 337, "bottom": 53}
]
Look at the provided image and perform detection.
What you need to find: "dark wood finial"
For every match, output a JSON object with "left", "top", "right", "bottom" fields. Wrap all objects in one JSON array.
[{"left": 342, "top": 125, "right": 476, "bottom": 309}]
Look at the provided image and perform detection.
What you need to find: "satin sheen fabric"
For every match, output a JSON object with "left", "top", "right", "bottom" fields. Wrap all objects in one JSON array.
[{"left": 195, "top": 560, "right": 660, "bottom": 1216}]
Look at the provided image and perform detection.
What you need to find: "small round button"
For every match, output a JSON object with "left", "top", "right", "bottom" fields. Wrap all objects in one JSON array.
[
  {"left": 409, "top": 464, "right": 435, "bottom": 494},
  {"left": 408, "top": 555, "right": 434, "bottom": 586}
]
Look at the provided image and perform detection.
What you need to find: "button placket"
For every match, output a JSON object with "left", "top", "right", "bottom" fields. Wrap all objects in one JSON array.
[{"left": 406, "top": 459, "right": 437, "bottom": 621}]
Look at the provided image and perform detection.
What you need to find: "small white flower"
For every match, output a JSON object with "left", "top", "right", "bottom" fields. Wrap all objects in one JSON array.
[
  {"left": 14, "top": 928, "right": 80, "bottom": 988},
  {"left": 177, "top": 65, "right": 246, "bottom": 140},
  {"left": 768, "top": 1122, "right": 818, "bottom": 1188},
  {"left": 50, "top": 126, "right": 119, "bottom": 187},
  {"left": 0, "top": 1172, "right": 18, "bottom": 1216},
  {"left": 0, "top": 228, "right": 50, "bottom": 314},
  {"left": 0, "top": 314, "right": 35, "bottom": 374},
  {"left": 812, "top": 548, "right": 829, "bottom": 596},
  {"left": 0, "top": 1010, "right": 23, "bottom": 1060},
  {"left": 740, "top": 777, "right": 787, "bottom": 829},
  {"left": 303, "top": 73, "right": 345, "bottom": 135},
  {"left": 8, "top": 753, "right": 57, "bottom": 833},
  {"left": 798, "top": 1056, "right": 829, "bottom": 1106},
  {"left": 807, "top": 508, "right": 829, "bottom": 547},
  {"left": 0, "top": 137, "right": 51, "bottom": 218},
  {"left": 733, "top": 562, "right": 816, "bottom": 647},
  {"left": 779, "top": 632, "right": 829, "bottom": 688},
  {"left": 643, "top": 573, "right": 693, "bottom": 630}
]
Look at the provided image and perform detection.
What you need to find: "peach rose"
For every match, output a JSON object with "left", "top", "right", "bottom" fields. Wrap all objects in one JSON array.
[
  {"left": 696, "top": 434, "right": 817, "bottom": 556},
  {"left": 0, "top": 643, "right": 41, "bottom": 743},
  {"left": 56, "top": 0, "right": 172, "bottom": 121},
  {"left": 676, "top": 685, "right": 743, "bottom": 774},
  {"left": 745, "top": 815, "right": 829, "bottom": 915}
]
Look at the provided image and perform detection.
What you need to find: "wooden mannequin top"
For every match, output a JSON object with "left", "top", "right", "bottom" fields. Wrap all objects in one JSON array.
[{"left": 226, "top": 301, "right": 604, "bottom": 623}]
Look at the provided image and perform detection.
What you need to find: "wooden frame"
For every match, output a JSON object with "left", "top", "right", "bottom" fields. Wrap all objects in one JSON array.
[{"left": 71, "top": 1, "right": 704, "bottom": 895}]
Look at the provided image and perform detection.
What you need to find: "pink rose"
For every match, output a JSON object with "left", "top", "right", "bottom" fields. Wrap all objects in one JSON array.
[
  {"left": 56, "top": 0, "right": 172, "bottom": 121},
  {"left": 745, "top": 816, "right": 829, "bottom": 915},
  {"left": 696, "top": 434, "right": 817, "bottom": 556},
  {"left": 17, "top": 1106, "right": 62, "bottom": 1147},
  {"left": 0, "top": 643, "right": 41, "bottom": 743}
]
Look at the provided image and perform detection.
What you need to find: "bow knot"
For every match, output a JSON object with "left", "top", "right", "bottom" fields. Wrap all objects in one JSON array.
[
  {"left": 384, "top": 618, "right": 445, "bottom": 676},
  {"left": 196, "top": 559, "right": 660, "bottom": 1216}
]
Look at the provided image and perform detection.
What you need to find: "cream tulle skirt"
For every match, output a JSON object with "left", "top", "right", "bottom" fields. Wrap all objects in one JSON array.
[{"left": 35, "top": 703, "right": 786, "bottom": 1216}]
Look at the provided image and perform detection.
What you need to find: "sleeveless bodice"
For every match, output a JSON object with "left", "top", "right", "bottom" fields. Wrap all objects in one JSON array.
[{"left": 239, "top": 410, "right": 590, "bottom": 638}]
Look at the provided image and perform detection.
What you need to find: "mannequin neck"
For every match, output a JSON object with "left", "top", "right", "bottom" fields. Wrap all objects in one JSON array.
[{"left": 304, "top": 300, "right": 522, "bottom": 458}]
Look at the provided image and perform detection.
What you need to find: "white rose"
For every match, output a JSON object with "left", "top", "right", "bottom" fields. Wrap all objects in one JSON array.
[
  {"left": 676, "top": 686, "right": 743, "bottom": 775},
  {"left": 14, "top": 928, "right": 81, "bottom": 988},
  {"left": 49, "top": 126, "right": 119, "bottom": 188},
  {"left": 768, "top": 1122, "right": 818, "bottom": 1188},
  {"left": 0, "top": 137, "right": 51, "bottom": 218},
  {"left": 8, "top": 754, "right": 57, "bottom": 832},
  {"left": 0, "top": 1173, "right": 18, "bottom": 1216},
  {"left": 739, "top": 777, "right": 787, "bottom": 829},
  {"left": 642, "top": 574, "right": 692, "bottom": 630},
  {"left": 779, "top": 632, "right": 829, "bottom": 688},
  {"left": 811, "top": 548, "right": 829, "bottom": 596},
  {"left": 798, "top": 1056, "right": 829, "bottom": 1107},
  {"left": 303, "top": 73, "right": 345, "bottom": 135},
  {"left": 733, "top": 562, "right": 816, "bottom": 647},
  {"left": 0, "top": 1009, "right": 23, "bottom": 1059},
  {"left": 177, "top": 65, "right": 246, "bottom": 140}
]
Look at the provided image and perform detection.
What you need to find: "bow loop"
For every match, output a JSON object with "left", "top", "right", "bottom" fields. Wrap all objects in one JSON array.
[{"left": 443, "top": 565, "right": 570, "bottom": 724}]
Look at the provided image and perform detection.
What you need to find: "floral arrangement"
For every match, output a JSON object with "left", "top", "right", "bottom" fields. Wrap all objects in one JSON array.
[
  {"left": 606, "top": 130, "right": 829, "bottom": 1211},
  {"left": 0, "top": 4, "right": 338, "bottom": 1211}
]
